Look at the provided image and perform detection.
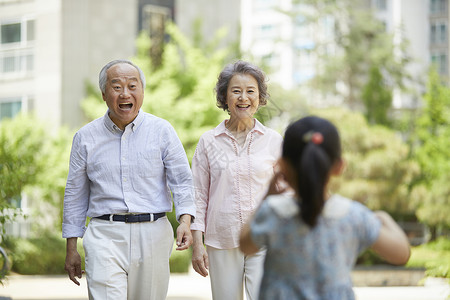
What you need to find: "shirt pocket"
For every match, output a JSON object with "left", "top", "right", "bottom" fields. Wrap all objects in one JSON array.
[{"left": 136, "top": 150, "right": 162, "bottom": 178}]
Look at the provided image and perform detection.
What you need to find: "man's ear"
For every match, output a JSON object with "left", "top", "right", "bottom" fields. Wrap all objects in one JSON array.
[
  {"left": 331, "top": 158, "right": 345, "bottom": 176},
  {"left": 102, "top": 93, "right": 106, "bottom": 102}
]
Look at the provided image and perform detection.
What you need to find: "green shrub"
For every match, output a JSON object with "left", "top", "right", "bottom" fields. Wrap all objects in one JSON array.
[
  {"left": 356, "top": 249, "right": 388, "bottom": 266},
  {"left": 407, "top": 237, "right": 450, "bottom": 279},
  {"left": 169, "top": 241, "right": 192, "bottom": 273},
  {"left": 4, "top": 230, "right": 192, "bottom": 275},
  {"left": 4, "top": 231, "right": 85, "bottom": 275},
  {"left": 5, "top": 232, "right": 68, "bottom": 275}
]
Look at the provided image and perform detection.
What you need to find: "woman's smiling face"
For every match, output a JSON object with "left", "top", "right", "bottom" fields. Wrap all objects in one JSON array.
[{"left": 226, "top": 73, "right": 260, "bottom": 120}]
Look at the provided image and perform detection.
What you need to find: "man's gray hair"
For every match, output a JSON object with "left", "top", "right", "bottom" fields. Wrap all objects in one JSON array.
[{"left": 99, "top": 59, "right": 146, "bottom": 94}]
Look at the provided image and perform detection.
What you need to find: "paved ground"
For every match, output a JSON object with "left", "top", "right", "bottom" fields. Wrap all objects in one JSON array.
[{"left": 0, "top": 268, "right": 448, "bottom": 300}]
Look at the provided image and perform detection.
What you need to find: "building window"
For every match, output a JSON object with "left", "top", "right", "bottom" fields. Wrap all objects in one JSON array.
[
  {"left": 0, "top": 19, "right": 34, "bottom": 46},
  {"left": 0, "top": 97, "right": 22, "bottom": 120},
  {"left": 430, "top": 22, "right": 448, "bottom": 44},
  {"left": 431, "top": 53, "right": 448, "bottom": 75},
  {"left": 373, "top": 0, "right": 387, "bottom": 11},
  {"left": 1, "top": 23, "right": 21, "bottom": 44},
  {"left": 440, "top": 24, "right": 447, "bottom": 42},
  {"left": 430, "top": 0, "right": 448, "bottom": 13},
  {"left": 0, "top": 18, "right": 34, "bottom": 78}
]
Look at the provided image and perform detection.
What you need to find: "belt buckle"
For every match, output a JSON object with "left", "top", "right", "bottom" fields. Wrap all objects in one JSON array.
[
  {"left": 124, "top": 215, "right": 131, "bottom": 223},
  {"left": 150, "top": 213, "right": 154, "bottom": 222}
]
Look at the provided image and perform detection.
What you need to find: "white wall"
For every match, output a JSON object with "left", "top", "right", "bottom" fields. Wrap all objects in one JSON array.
[
  {"left": 34, "top": 0, "right": 62, "bottom": 127},
  {"left": 61, "top": 0, "right": 138, "bottom": 128},
  {"left": 175, "top": 0, "right": 241, "bottom": 50}
]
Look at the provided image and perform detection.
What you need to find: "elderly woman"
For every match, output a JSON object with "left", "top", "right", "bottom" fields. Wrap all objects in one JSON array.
[{"left": 190, "top": 60, "right": 283, "bottom": 300}]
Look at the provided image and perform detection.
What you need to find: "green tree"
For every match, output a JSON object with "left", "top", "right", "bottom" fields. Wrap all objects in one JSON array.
[
  {"left": 33, "top": 127, "right": 72, "bottom": 228},
  {"left": 314, "top": 108, "right": 419, "bottom": 219},
  {"left": 0, "top": 114, "right": 71, "bottom": 239},
  {"left": 291, "top": 0, "right": 412, "bottom": 112},
  {"left": 362, "top": 65, "right": 393, "bottom": 126},
  {"left": 81, "top": 23, "right": 233, "bottom": 160},
  {"left": 0, "top": 114, "right": 46, "bottom": 238},
  {"left": 412, "top": 68, "right": 450, "bottom": 238}
]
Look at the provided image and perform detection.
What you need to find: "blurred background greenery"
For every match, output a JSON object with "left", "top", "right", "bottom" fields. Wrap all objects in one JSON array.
[{"left": 0, "top": 0, "right": 449, "bottom": 282}]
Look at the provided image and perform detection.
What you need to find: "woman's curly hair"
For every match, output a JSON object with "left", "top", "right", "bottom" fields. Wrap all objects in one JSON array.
[{"left": 215, "top": 60, "right": 268, "bottom": 112}]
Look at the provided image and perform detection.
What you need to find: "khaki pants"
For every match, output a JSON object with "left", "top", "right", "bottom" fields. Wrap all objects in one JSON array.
[
  {"left": 207, "top": 246, "right": 265, "bottom": 300},
  {"left": 83, "top": 216, "right": 173, "bottom": 300}
]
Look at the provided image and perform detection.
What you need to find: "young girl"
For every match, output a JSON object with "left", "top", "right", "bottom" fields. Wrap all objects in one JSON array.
[{"left": 240, "top": 116, "right": 410, "bottom": 300}]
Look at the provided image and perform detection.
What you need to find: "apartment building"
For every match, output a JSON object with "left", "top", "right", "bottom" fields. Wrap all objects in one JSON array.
[
  {"left": 0, "top": 0, "right": 138, "bottom": 129},
  {"left": 0, "top": 0, "right": 176, "bottom": 237},
  {"left": 429, "top": 0, "right": 449, "bottom": 82},
  {"left": 368, "top": 0, "right": 430, "bottom": 109},
  {"left": 177, "top": 0, "right": 434, "bottom": 109},
  {"left": 2, "top": 0, "right": 438, "bottom": 128}
]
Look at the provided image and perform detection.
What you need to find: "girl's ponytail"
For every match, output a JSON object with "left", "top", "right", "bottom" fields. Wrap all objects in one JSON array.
[
  {"left": 298, "top": 142, "right": 332, "bottom": 226},
  {"left": 282, "top": 116, "right": 341, "bottom": 227}
]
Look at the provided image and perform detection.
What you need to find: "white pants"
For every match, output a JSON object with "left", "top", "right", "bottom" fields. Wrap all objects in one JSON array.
[
  {"left": 206, "top": 246, "right": 265, "bottom": 300},
  {"left": 83, "top": 216, "right": 173, "bottom": 300}
]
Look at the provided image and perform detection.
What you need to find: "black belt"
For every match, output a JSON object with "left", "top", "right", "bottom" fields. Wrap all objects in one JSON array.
[{"left": 94, "top": 213, "right": 165, "bottom": 223}]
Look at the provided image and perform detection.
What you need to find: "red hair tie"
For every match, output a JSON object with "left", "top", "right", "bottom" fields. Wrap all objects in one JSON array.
[{"left": 303, "top": 131, "right": 323, "bottom": 145}]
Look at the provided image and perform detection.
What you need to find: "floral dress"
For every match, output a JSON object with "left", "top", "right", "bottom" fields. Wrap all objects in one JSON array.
[{"left": 250, "top": 194, "right": 381, "bottom": 300}]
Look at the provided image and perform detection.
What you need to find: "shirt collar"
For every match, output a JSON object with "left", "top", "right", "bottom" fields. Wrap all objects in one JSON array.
[
  {"left": 103, "top": 110, "right": 144, "bottom": 133},
  {"left": 214, "top": 118, "right": 266, "bottom": 137}
]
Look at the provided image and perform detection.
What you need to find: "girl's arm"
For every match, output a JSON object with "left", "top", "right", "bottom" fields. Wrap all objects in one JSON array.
[
  {"left": 239, "top": 221, "right": 260, "bottom": 255},
  {"left": 370, "top": 211, "right": 411, "bottom": 265}
]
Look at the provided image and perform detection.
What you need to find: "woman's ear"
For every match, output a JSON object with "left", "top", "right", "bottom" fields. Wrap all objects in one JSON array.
[{"left": 331, "top": 158, "right": 345, "bottom": 176}]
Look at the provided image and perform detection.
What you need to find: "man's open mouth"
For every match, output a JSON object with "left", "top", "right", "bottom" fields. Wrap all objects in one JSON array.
[
  {"left": 237, "top": 104, "right": 250, "bottom": 108},
  {"left": 119, "top": 102, "right": 133, "bottom": 110}
]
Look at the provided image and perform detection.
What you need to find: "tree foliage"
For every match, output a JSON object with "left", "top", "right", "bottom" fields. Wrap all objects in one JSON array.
[
  {"left": 0, "top": 114, "right": 71, "bottom": 239},
  {"left": 0, "top": 114, "right": 45, "bottom": 237},
  {"left": 314, "top": 108, "right": 419, "bottom": 218},
  {"left": 292, "top": 0, "right": 412, "bottom": 113},
  {"left": 362, "top": 66, "right": 393, "bottom": 126},
  {"left": 411, "top": 68, "right": 450, "bottom": 232}
]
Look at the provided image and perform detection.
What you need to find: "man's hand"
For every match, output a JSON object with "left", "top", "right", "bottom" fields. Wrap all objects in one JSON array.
[
  {"left": 191, "top": 230, "right": 208, "bottom": 277},
  {"left": 64, "top": 237, "right": 83, "bottom": 286},
  {"left": 176, "top": 214, "right": 193, "bottom": 251}
]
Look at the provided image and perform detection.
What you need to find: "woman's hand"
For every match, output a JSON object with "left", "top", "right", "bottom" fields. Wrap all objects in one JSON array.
[
  {"left": 266, "top": 170, "right": 290, "bottom": 196},
  {"left": 191, "top": 230, "right": 209, "bottom": 277}
]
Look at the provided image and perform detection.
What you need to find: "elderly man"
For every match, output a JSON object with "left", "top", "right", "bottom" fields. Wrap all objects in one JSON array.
[{"left": 63, "top": 59, "right": 195, "bottom": 299}]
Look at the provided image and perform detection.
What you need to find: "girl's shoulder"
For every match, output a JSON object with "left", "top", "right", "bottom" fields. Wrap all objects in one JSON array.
[
  {"left": 323, "top": 194, "right": 372, "bottom": 219},
  {"left": 262, "top": 193, "right": 373, "bottom": 224},
  {"left": 265, "top": 194, "right": 299, "bottom": 219},
  {"left": 322, "top": 194, "right": 353, "bottom": 219}
]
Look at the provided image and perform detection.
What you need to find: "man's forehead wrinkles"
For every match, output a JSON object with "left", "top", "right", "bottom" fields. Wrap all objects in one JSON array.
[{"left": 110, "top": 77, "right": 139, "bottom": 83}]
